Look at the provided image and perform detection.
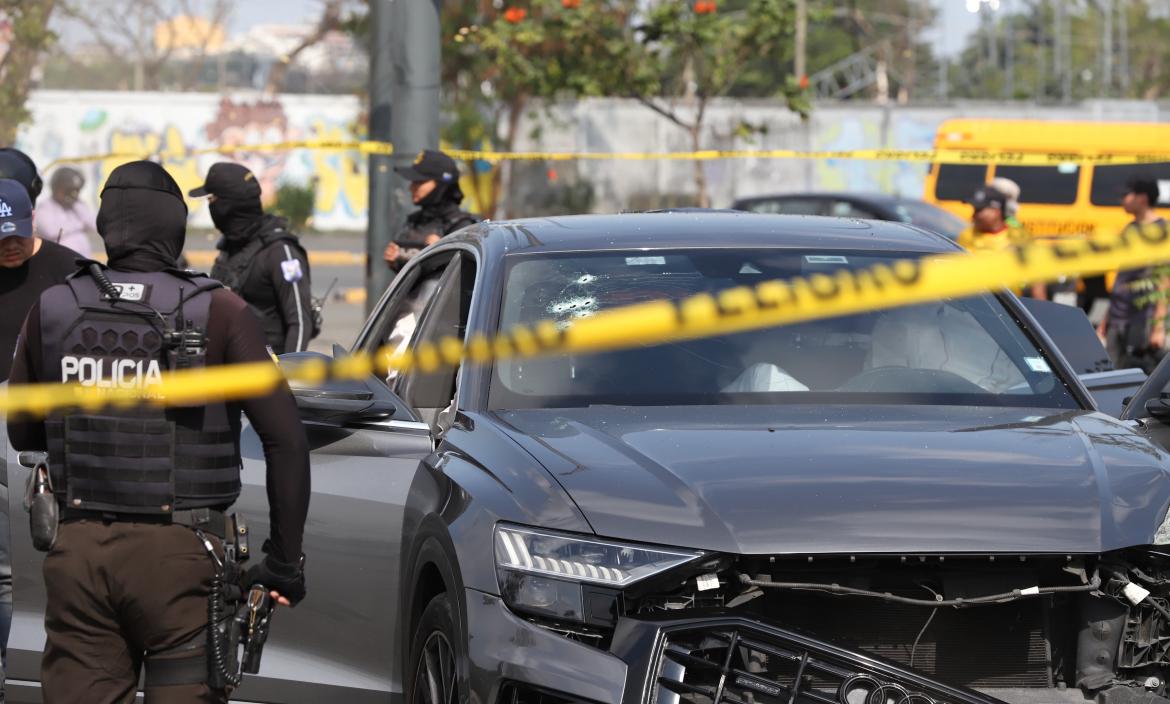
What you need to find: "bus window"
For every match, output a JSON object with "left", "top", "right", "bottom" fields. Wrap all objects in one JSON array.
[
  {"left": 1090, "top": 163, "right": 1170, "bottom": 206},
  {"left": 934, "top": 164, "right": 987, "bottom": 201},
  {"left": 994, "top": 165, "right": 1080, "bottom": 205}
]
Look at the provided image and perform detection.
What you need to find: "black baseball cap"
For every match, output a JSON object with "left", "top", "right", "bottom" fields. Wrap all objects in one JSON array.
[
  {"left": 188, "top": 162, "right": 262, "bottom": 199},
  {"left": 0, "top": 178, "right": 35, "bottom": 239},
  {"left": 969, "top": 186, "right": 1008, "bottom": 213},
  {"left": 394, "top": 149, "right": 459, "bottom": 184},
  {"left": 1125, "top": 175, "right": 1161, "bottom": 205},
  {"left": 0, "top": 148, "right": 42, "bottom": 201}
]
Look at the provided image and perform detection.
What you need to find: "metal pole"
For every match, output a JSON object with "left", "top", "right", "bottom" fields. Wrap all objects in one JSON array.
[
  {"left": 1102, "top": 0, "right": 1114, "bottom": 97},
  {"left": 794, "top": 0, "right": 807, "bottom": 82},
  {"left": 1119, "top": 0, "right": 1130, "bottom": 94},
  {"left": 365, "top": 0, "right": 442, "bottom": 313},
  {"left": 1004, "top": 0, "right": 1015, "bottom": 100}
]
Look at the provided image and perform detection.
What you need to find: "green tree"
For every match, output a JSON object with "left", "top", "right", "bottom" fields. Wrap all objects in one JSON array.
[
  {"left": 471, "top": 0, "right": 808, "bottom": 207},
  {"left": 0, "top": 1, "right": 57, "bottom": 143}
]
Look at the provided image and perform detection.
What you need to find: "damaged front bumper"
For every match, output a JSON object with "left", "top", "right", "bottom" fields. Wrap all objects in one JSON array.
[
  {"left": 470, "top": 589, "right": 1012, "bottom": 704},
  {"left": 611, "top": 613, "right": 1009, "bottom": 704}
]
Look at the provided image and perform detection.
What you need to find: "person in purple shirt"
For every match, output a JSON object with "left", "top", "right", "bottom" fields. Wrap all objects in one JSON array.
[{"left": 34, "top": 167, "right": 96, "bottom": 259}]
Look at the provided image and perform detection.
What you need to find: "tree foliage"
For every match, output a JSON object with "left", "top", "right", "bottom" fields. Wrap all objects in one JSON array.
[
  {"left": 0, "top": 1, "right": 57, "bottom": 144},
  {"left": 468, "top": 0, "right": 808, "bottom": 207}
]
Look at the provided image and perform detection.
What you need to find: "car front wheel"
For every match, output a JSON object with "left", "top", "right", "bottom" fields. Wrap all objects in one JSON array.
[{"left": 408, "top": 592, "right": 460, "bottom": 704}]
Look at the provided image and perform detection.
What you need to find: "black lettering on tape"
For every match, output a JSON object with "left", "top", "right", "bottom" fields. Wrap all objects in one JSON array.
[
  {"left": 889, "top": 260, "right": 922, "bottom": 286},
  {"left": 1050, "top": 242, "right": 1081, "bottom": 260},
  {"left": 807, "top": 274, "right": 841, "bottom": 300}
]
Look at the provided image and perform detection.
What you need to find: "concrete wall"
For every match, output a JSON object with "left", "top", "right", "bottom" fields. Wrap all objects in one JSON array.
[
  {"left": 512, "top": 98, "right": 1170, "bottom": 211},
  {"left": 14, "top": 91, "right": 1170, "bottom": 228}
]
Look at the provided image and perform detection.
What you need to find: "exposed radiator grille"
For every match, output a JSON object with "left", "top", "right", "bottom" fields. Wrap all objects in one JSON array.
[
  {"left": 651, "top": 620, "right": 1005, "bottom": 704},
  {"left": 754, "top": 595, "right": 1051, "bottom": 688}
]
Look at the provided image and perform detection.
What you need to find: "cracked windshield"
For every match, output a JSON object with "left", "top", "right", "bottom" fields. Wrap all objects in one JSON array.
[{"left": 491, "top": 249, "right": 1077, "bottom": 409}]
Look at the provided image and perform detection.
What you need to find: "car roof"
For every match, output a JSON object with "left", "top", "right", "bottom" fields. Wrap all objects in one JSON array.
[
  {"left": 466, "top": 212, "right": 959, "bottom": 256},
  {"left": 733, "top": 192, "right": 908, "bottom": 205}
]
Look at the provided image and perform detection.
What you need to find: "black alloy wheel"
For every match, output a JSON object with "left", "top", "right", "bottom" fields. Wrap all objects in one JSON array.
[{"left": 409, "top": 593, "right": 460, "bottom": 704}]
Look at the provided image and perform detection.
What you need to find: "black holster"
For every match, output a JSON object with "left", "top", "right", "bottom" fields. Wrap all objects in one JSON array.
[{"left": 22, "top": 453, "right": 59, "bottom": 552}]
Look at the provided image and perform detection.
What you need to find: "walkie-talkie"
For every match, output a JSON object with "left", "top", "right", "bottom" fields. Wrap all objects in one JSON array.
[{"left": 164, "top": 287, "right": 208, "bottom": 370}]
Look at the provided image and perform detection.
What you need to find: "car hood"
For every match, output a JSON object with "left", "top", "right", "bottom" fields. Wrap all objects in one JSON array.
[{"left": 494, "top": 405, "right": 1170, "bottom": 555}]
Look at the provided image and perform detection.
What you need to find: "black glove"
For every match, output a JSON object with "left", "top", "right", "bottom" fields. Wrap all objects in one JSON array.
[{"left": 244, "top": 550, "right": 306, "bottom": 606}]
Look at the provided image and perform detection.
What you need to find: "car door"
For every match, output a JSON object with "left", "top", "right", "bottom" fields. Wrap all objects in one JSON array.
[
  {"left": 1, "top": 254, "right": 466, "bottom": 703},
  {"left": 227, "top": 256, "right": 477, "bottom": 702}
]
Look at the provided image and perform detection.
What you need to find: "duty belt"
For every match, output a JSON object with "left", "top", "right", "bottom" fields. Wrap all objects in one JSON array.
[{"left": 61, "top": 507, "right": 228, "bottom": 539}]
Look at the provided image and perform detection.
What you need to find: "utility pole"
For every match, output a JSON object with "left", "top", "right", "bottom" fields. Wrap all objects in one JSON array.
[
  {"left": 794, "top": 0, "right": 807, "bottom": 82},
  {"left": 1004, "top": 1, "right": 1015, "bottom": 100},
  {"left": 1102, "top": 0, "right": 1114, "bottom": 97},
  {"left": 1119, "top": 0, "right": 1130, "bottom": 95},
  {"left": 365, "top": 0, "right": 442, "bottom": 312}
]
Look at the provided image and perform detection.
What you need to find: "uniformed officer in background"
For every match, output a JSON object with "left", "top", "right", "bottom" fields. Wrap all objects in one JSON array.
[
  {"left": 384, "top": 149, "right": 480, "bottom": 272},
  {"left": 7, "top": 161, "right": 311, "bottom": 703},
  {"left": 191, "top": 162, "right": 316, "bottom": 354}
]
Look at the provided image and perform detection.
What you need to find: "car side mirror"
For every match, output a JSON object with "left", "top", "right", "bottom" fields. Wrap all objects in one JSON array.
[
  {"left": 279, "top": 350, "right": 417, "bottom": 425},
  {"left": 1145, "top": 395, "right": 1170, "bottom": 423}
]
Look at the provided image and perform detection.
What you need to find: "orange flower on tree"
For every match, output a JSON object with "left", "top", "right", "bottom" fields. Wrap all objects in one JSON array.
[
  {"left": 694, "top": 1, "right": 717, "bottom": 14},
  {"left": 562, "top": 0, "right": 581, "bottom": 7},
  {"left": 504, "top": 6, "right": 527, "bottom": 22}
]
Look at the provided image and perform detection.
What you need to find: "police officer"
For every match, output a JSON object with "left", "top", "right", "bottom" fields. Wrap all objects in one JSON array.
[
  {"left": 191, "top": 162, "right": 316, "bottom": 354},
  {"left": 384, "top": 149, "right": 479, "bottom": 272},
  {"left": 7, "top": 161, "right": 310, "bottom": 703}
]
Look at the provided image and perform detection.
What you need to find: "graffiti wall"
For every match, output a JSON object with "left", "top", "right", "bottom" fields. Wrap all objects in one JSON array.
[
  {"left": 14, "top": 91, "right": 1169, "bottom": 226},
  {"left": 18, "top": 90, "right": 367, "bottom": 230}
]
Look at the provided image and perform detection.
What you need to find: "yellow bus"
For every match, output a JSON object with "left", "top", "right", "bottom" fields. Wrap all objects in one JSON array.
[{"left": 923, "top": 119, "right": 1170, "bottom": 238}]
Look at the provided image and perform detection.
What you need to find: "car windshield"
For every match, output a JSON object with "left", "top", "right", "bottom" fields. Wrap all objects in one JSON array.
[
  {"left": 489, "top": 249, "right": 1080, "bottom": 410},
  {"left": 893, "top": 200, "right": 966, "bottom": 240}
]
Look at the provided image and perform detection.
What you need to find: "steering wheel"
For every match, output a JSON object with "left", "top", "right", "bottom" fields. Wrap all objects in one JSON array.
[{"left": 838, "top": 367, "right": 988, "bottom": 394}]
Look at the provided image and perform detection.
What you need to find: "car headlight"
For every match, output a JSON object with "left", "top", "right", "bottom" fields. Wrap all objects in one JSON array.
[{"left": 495, "top": 524, "right": 701, "bottom": 625}]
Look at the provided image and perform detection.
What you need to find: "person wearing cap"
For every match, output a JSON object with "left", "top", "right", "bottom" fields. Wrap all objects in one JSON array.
[
  {"left": 958, "top": 185, "right": 1030, "bottom": 252},
  {"left": 1097, "top": 176, "right": 1168, "bottom": 371},
  {"left": 192, "top": 162, "right": 316, "bottom": 354},
  {"left": 0, "top": 178, "right": 78, "bottom": 382},
  {"left": 33, "top": 167, "right": 97, "bottom": 258},
  {"left": 7, "top": 161, "right": 310, "bottom": 702},
  {"left": 384, "top": 149, "right": 480, "bottom": 272}
]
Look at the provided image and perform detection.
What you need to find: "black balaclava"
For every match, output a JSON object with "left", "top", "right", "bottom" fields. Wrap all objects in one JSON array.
[
  {"left": 209, "top": 194, "right": 264, "bottom": 249},
  {"left": 418, "top": 181, "right": 465, "bottom": 211},
  {"left": 97, "top": 161, "right": 188, "bottom": 273}
]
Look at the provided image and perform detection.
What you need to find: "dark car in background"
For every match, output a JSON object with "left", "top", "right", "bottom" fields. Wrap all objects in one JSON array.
[
  {"left": 10, "top": 212, "right": 1170, "bottom": 704},
  {"left": 733, "top": 192, "right": 967, "bottom": 240}
]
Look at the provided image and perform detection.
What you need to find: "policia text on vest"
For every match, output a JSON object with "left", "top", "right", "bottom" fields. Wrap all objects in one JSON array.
[{"left": 6, "top": 161, "right": 311, "bottom": 703}]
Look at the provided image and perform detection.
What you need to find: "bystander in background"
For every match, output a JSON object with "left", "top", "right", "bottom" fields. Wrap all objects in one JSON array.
[
  {"left": 1098, "top": 177, "right": 1168, "bottom": 372},
  {"left": 34, "top": 167, "right": 96, "bottom": 259}
]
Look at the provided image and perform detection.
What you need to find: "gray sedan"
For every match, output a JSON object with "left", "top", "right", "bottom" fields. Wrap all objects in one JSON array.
[{"left": 8, "top": 212, "right": 1170, "bottom": 704}]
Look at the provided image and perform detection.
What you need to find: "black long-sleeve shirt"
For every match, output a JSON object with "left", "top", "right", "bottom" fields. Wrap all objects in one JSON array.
[{"left": 7, "top": 287, "right": 311, "bottom": 562}]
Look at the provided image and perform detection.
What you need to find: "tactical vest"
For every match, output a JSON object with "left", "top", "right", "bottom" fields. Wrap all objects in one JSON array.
[
  {"left": 211, "top": 224, "right": 300, "bottom": 294},
  {"left": 40, "top": 268, "right": 242, "bottom": 515}
]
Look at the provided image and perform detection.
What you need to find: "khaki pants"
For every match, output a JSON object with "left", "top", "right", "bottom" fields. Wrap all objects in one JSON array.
[{"left": 41, "top": 520, "right": 227, "bottom": 704}]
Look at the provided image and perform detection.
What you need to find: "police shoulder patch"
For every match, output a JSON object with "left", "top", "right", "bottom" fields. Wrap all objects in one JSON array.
[{"left": 280, "top": 257, "right": 303, "bottom": 283}]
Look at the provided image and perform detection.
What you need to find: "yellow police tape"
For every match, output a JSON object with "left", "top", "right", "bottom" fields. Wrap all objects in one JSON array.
[
  {"left": 3, "top": 224, "right": 1170, "bottom": 417},
  {"left": 44, "top": 138, "right": 1170, "bottom": 168}
]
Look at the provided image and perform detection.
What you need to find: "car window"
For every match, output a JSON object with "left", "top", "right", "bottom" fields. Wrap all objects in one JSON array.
[
  {"left": 994, "top": 165, "right": 1080, "bottom": 205},
  {"left": 394, "top": 253, "right": 476, "bottom": 419},
  {"left": 934, "top": 164, "right": 988, "bottom": 202},
  {"left": 489, "top": 249, "right": 1080, "bottom": 410},
  {"left": 1090, "top": 163, "right": 1170, "bottom": 207},
  {"left": 893, "top": 200, "right": 966, "bottom": 240},
  {"left": 363, "top": 255, "right": 453, "bottom": 379},
  {"left": 742, "top": 198, "right": 825, "bottom": 216},
  {"left": 828, "top": 200, "right": 878, "bottom": 219}
]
